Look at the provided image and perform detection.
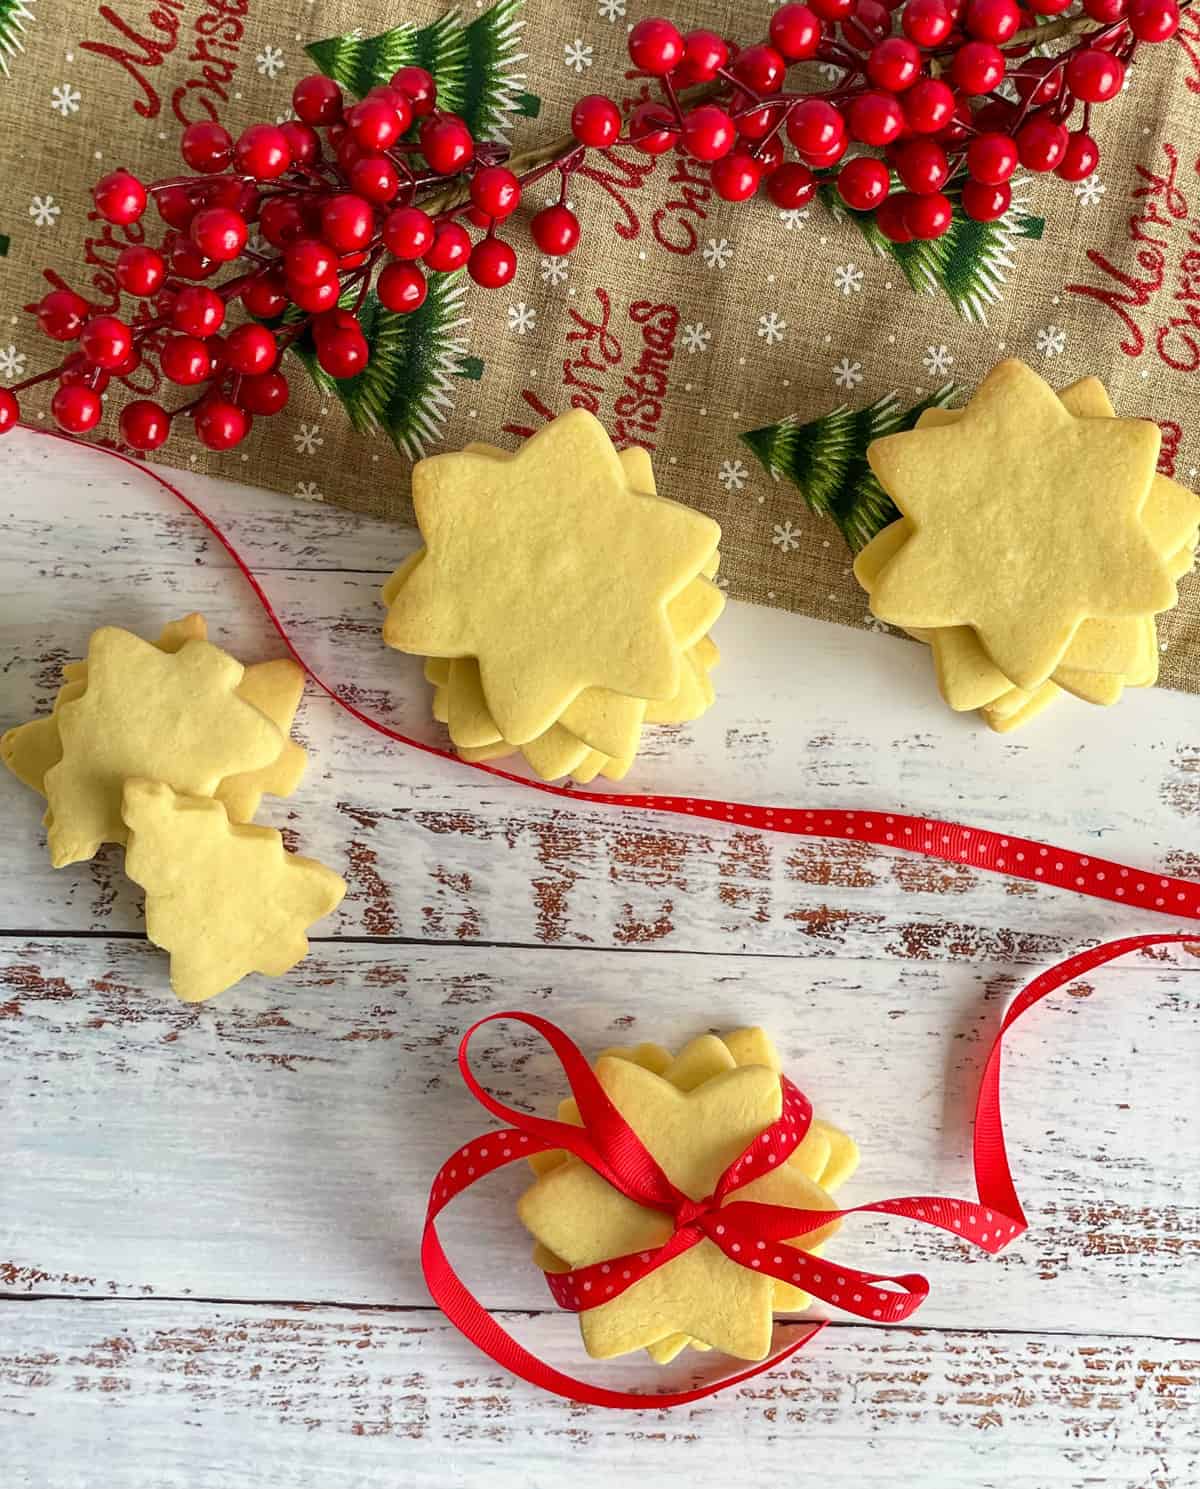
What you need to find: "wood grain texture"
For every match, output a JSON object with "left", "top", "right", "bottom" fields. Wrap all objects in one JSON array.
[{"left": 2, "top": 429, "right": 1199, "bottom": 1486}]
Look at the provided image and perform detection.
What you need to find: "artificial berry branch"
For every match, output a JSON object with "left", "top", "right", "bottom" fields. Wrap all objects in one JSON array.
[{"left": 0, "top": 0, "right": 1189, "bottom": 451}]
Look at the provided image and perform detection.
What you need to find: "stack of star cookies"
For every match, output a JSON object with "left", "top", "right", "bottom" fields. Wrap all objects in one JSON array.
[
  {"left": 854, "top": 361, "right": 1200, "bottom": 732},
  {"left": 518, "top": 1026, "right": 858, "bottom": 1364},
  {"left": 2, "top": 617, "right": 344, "bottom": 1001},
  {"left": 380, "top": 411, "right": 724, "bottom": 781}
]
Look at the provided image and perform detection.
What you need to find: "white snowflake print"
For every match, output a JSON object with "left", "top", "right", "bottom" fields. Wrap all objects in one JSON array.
[
  {"left": 295, "top": 481, "right": 323, "bottom": 501},
  {"left": 681, "top": 322, "right": 711, "bottom": 354},
  {"left": 718, "top": 459, "right": 749, "bottom": 493},
  {"left": 833, "top": 263, "right": 864, "bottom": 296},
  {"left": 255, "top": 46, "right": 285, "bottom": 79},
  {"left": 1073, "top": 174, "right": 1105, "bottom": 207},
  {"left": 597, "top": 0, "right": 626, "bottom": 17},
  {"left": 757, "top": 311, "right": 787, "bottom": 346},
  {"left": 818, "top": 63, "right": 844, "bottom": 84},
  {"left": 0, "top": 345, "right": 27, "bottom": 381},
  {"left": 772, "top": 521, "right": 801, "bottom": 553},
  {"left": 703, "top": 238, "right": 733, "bottom": 270},
  {"left": 923, "top": 344, "right": 953, "bottom": 377},
  {"left": 540, "top": 255, "right": 569, "bottom": 285},
  {"left": 507, "top": 301, "right": 537, "bottom": 335},
  {"left": 51, "top": 83, "right": 81, "bottom": 116},
  {"left": 564, "top": 39, "right": 594, "bottom": 73},
  {"left": 1036, "top": 325, "right": 1066, "bottom": 358},
  {"left": 833, "top": 357, "right": 864, "bottom": 390},
  {"left": 779, "top": 209, "right": 809, "bottom": 231},
  {"left": 29, "top": 195, "right": 61, "bottom": 227},
  {"left": 293, "top": 423, "right": 323, "bottom": 455}
]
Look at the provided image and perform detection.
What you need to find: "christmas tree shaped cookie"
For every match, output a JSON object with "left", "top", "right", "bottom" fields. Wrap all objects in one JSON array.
[
  {"left": 122, "top": 780, "right": 345, "bottom": 1002},
  {"left": 855, "top": 363, "right": 1199, "bottom": 732},
  {"left": 517, "top": 1027, "right": 857, "bottom": 1364},
  {"left": 381, "top": 416, "right": 724, "bottom": 780}
]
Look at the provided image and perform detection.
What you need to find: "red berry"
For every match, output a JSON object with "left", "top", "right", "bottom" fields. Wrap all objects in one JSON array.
[
  {"left": 767, "top": 161, "right": 816, "bottom": 210},
  {"left": 681, "top": 104, "right": 736, "bottom": 162},
  {"left": 843, "top": 0, "right": 891, "bottom": 49},
  {"left": 180, "top": 122, "right": 232, "bottom": 174},
  {"left": 1066, "top": 48, "right": 1125, "bottom": 103},
  {"left": 424, "top": 219, "right": 472, "bottom": 272},
  {"left": 965, "top": 0, "right": 1022, "bottom": 40},
  {"left": 770, "top": 4, "right": 822, "bottom": 59},
  {"left": 903, "top": 0, "right": 953, "bottom": 45},
  {"left": 952, "top": 41, "right": 1006, "bottom": 94},
  {"left": 937, "top": 95, "right": 975, "bottom": 146},
  {"left": 679, "top": 28, "right": 730, "bottom": 81},
  {"left": 629, "top": 101, "right": 678, "bottom": 154},
  {"left": 876, "top": 194, "right": 914, "bottom": 243},
  {"left": 1025, "top": 0, "right": 1072, "bottom": 10},
  {"left": 320, "top": 193, "right": 375, "bottom": 252},
  {"left": 383, "top": 206, "right": 435, "bottom": 259},
  {"left": 160, "top": 334, "right": 213, "bottom": 385},
  {"left": 837, "top": 154, "right": 891, "bottom": 210},
  {"left": 868, "top": 38, "right": 922, "bottom": 91},
  {"left": 1014, "top": 56, "right": 1064, "bottom": 106},
  {"left": 237, "top": 371, "right": 290, "bottom": 416},
  {"left": 1016, "top": 115, "right": 1069, "bottom": 171},
  {"left": 36, "top": 289, "right": 89, "bottom": 341},
  {"left": 241, "top": 272, "right": 289, "bottom": 319},
  {"left": 1056, "top": 130, "right": 1100, "bottom": 182},
  {"left": 967, "top": 130, "right": 1018, "bottom": 184},
  {"left": 810, "top": 0, "right": 854, "bottom": 15},
  {"left": 234, "top": 124, "right": 291, "bottom": 181},
  {"left": 571, "top": 94, "right": 622, "bottom": 148},
  {"left": 51, "top": 383, "right": 102, "bottom": 434},
  {"left": 349, "top": 154, "right": 401, "bottom": 203},
  {"left": 420, "top": 113, "right": 475, "bottom": 175},
  {"left": 628, "top": 17, "right": 684, "bottom": 74},
  {"left": 195, "top": 398, "right": 249, "bottom": 450},
  {"left": 470, "top": 166, "right": 522, "bottom": 219},
  {"left": 80, "top": 315, "right": 132, "bottom": 370},
  {"left": 737, "top": 105, "right": 778, "bottom": 142},
  {"left": 293, "top": 74, "right": 343, "bottom": 125},
  {"left": 806, "top": 133, "right": 849, "bottom": 169},
  {"left": 280, "top": 120, "right": 322, "bottom": 167},
  {"left": 92, "top": 170, "right": 146, "bottom": 225},
  {"left": 223, "top": 323, "right": 276, "bottom": 376},
  {"left": 286, "top": 275, "right": 341, "bottom": 314},
  {"left": 903, "top": 77, "right": 956, "bottom": 132},
  {"left": 114, "top": 244, "right": 165, "bottom": 298},
  {"left": 847, "top": 91, "right": 906, "bottom": 146},
  {"left": 377, "top": 261, "right": 429, "bottom": 313},
  {"left": 755, "top": 135, "right": 786, "bottom": 174},
  {"left": 155, "top": 185, "right": 195, "bottom": 230},
  {"left": 259, "top": 196, "right": 307, "bottom": 248},
  {"left": 348, "top": 95, "right": 410, "bottom": 152},
  {"left": 171, "top": 285, "right": 224, "bottom": 337},
  {"left": 119, "top": 399, "right": 169, "bottom": 451},
  {"left": 1083, "top": 0, "right": 1127, "bottom": 17},
  {"left": 961, "top": 178, "right": 1011, "bottom": 220},
  {"left": 1128, "top": 0, "right": 1180, "bottom": 39},
  {"left": 894, "top": 137, "right": 950, "bottom": 193},
  {"left": 711, "top": 152, "right": 765, "bottom": 202},
  {"left": 390, "top": 65, "right": 438, "bottom": 116},
  {"left": 468, "top": 235, "right": 517, "bottom": 289},
  {"left": 170, "top": 238, "right": 219, "bottom": 281},
  {"left": 189, "top": 206, "right": 247, "bottom": 263},
  {"left": 904, "top": 190, "right": 953, "bottom": 238},
  {"left": 530, "top": 203, "right": 581, "bottom": 254},
  {"left": 733, "top": 44, "right": 787, "bottom": 94},
  {"left": 786, "top": 98, "right": 846, "bottom": 157},
  {"left": 315, "top": 327, "right": 368, "bottom": 379},
  {"left": 0, "top": 388, "right": 19, "bottom": 434}
]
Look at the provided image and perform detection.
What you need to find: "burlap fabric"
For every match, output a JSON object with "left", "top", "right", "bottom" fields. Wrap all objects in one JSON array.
[{"left": 1, "top": 1, "right": 1197, "bottom": 686}]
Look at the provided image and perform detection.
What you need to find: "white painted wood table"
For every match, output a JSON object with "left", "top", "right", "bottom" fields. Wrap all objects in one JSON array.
[{"left": 2, "top": 430, "right": 1198, "bottom": 1489}]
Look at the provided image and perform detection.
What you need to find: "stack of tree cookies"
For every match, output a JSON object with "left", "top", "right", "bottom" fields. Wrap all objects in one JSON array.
[
  {"left": 854, "top": 361, "right": 1200, "bottom": 732},
  {"left": 381, "top": 410, "right": 723, "bottom": 781}
]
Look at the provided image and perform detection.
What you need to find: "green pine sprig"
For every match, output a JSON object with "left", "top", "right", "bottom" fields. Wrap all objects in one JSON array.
[{"left": 0, "top": 0, "right": 35, "bottom": 79}]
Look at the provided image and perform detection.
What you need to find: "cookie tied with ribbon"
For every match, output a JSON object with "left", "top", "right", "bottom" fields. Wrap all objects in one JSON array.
[
  {"left": 380, "top": 410, "right": 724, "bottom": 781},
  {"left": 855, "top": 361, "right": 1200, "bottom": 732}
]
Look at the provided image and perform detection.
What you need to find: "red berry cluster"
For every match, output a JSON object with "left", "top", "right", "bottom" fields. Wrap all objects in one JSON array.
[{"left": 0, "top": 0, "right": 1184, "bottom": 450}]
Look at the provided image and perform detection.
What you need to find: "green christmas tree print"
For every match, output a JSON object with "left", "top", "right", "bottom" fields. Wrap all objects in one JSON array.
[
  {"left": 741, "top": 386, "right": 959, "bottom": 552},
  {"left": 823, "top": 179, "right": 1046, "bottom": 324},
  {"left": 0, "top": 0, "right": 35, "bottom": 79}
]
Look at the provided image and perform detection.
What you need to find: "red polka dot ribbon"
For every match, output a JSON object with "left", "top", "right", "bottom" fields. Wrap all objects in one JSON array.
[{"left": 423, "top": 931, "right": 1196, "bottom": 1408}]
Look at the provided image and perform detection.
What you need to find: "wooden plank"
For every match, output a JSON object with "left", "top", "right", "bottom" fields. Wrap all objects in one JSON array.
[
  {"left": 3, "top": 938, "right": 1197, "bottom": 1335},
  {"left": 2, "top": 1299, "right": 1196, "bottom": 1489}
]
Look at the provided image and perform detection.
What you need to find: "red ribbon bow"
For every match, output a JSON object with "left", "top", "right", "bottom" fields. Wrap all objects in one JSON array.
[{"left": 423, "top": 932, "right": 1196, "bottom": 1409}]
